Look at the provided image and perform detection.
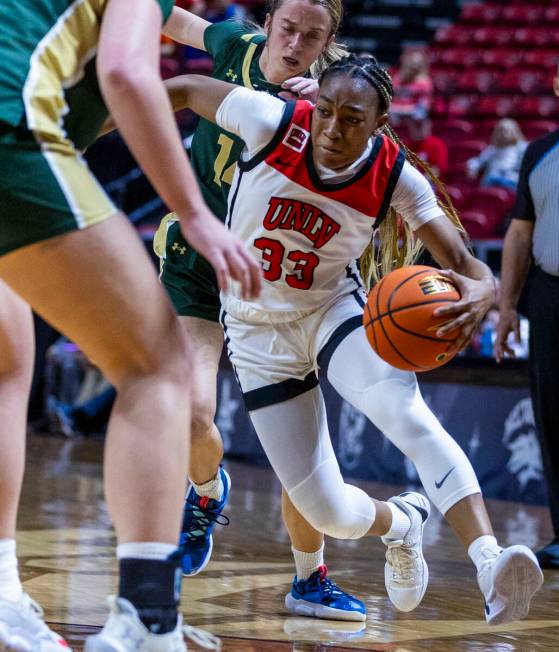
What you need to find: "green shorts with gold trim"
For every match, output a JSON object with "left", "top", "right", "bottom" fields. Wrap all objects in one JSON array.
[
  {"left": 153, "top": 213, "right": 220, "bottom": 322},
  {"left": 0, "top": 125, "right": 116, "bottom": 257}
]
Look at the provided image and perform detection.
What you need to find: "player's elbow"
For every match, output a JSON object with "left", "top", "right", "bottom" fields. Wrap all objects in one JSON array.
[{"left": 98, "top": 60, "right": 155, "bottom": 98}]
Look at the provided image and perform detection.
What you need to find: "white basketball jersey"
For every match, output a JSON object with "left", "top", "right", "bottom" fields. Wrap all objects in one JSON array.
[{"left": 222, "top": 100, "right": 405, "bottom": 321}]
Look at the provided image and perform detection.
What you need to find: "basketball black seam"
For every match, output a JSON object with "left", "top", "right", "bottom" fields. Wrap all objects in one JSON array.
[
  {"left": 365, "top": 301, "right": 379, "bottom": 355},
  {"left": 386, "top": 308, "right": 457, "bottom": 344},
  {"left": 363, "top": 297, "right": 458, "bottom": 329},
  {"left": 374, "top": 274, "right": 430, "bottom": 370}
]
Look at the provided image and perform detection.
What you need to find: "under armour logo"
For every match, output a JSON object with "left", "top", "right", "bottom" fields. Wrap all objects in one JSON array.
[
  {"left": 226, "top": 69, "right": 238, "bottom": 82},
  {"left": 171, "top": 242, "right": 187, "bottom": 255}
]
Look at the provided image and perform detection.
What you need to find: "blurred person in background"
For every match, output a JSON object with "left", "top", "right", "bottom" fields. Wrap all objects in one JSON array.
[
  {"left": 494, "top": 65, "right": 559, "bottom": 571},
  {"left": 406, "top": 116, "right": 448, "bottom": 180},
  {"left": 467, "top": 119, "right": 527, "bottom": 191},
  {"left": 390, "top": 48, "right": 433, "bottom": 125}
]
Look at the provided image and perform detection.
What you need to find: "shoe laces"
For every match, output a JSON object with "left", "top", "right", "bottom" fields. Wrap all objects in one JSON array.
[
  {"left": 311, "top": 565, "right": 344, "bottom": 601},
  {"left": 183, "top": 496, "right": 230, "bottom": 540},
  {"left": 182, "top": 624, "right": 221, "bottom": 650},
  {"left": 385, "top": 540, "right": 417, "bottom": 581}
]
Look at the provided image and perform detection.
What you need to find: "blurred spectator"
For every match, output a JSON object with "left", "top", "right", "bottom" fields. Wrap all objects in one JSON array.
[
  {"left": 406, "top": 116, "right": 448, "bottom": 179},
  {"left": 466, "top": 119, "right": 527, "bottom": 191},
  {"left": 390, "top": 49, "right": 433, "bottom": 124}
]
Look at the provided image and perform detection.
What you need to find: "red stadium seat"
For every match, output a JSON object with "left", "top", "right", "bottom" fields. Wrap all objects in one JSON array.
[
  {"left": 475, "top": 95, "right": 519, "bottom": 118},
  {"left": 435, "top": 119, "right": 474, "bottom": 141},
  {"left": 444, "top": 185, "right": 465, "bottom": 210},
  {"left": 451, "top": 140, "right": 486, "bottom": 166},
  {"left": 514, "top": 28, "right": 553, "bottom": 48},
  {"left": 521, "top": 120, "right": 557, "bottom": 141},
  {"left": 432, "top": 69, "right": 457, "bottom": 94},
  {"left": 502, "top": 5, "right": 545, "bottom": 25},
  {"left": 434, "top": 25, "right": 476, "bottom": 47},
  {"left": 516, "top": 96, "right": 559, "bottom": 119},
  {"left": 474, "top": 120, "right": 499, "bottom": 141},
  {"left": 523, "top": 50, "right": 559, "bottom": 71},
  {"left": 447, "top": 95, "right": 478, "bottom": 118},
  {"left": 498, "top": 69, "right": 548, "bottom": 95},
  {"left": 473, "top": 27, "right": 515, "bottom": 47},
  {"left": 465, "top": 187, "right": 515, "bottom": 231},
  {"left": 459, "top": 210, "right": 491, "bottom": 239},
  {"left": 460, "top": 4, "right": 502, "bottom": 24},
  {"left": 545, "top": 6, "right": 559, "bottom": 24},
  {"left": 455, "top": 70, "right": 496, "bottom": 94},
  {"left": 481, "top": 48, "right": 523, "bottom": 70},
  {"left": 430, "top": 96, "right": 448, "bottom": 118},
  {"left": 436, "top": 48, "right": 484, "bottom": 69}
]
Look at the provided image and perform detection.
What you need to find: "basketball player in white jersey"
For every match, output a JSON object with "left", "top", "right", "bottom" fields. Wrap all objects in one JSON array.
[{"left": 159, "top": 54, "right": 543, "bottom": 624}]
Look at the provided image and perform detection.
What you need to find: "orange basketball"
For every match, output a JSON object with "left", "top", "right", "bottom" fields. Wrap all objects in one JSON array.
[{"left": 363, "top": 265, "right": 461, "bottom": 372}]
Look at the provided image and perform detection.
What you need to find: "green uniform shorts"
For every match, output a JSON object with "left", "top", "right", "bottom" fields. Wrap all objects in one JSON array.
[
  {"left": 0, "top": 125, "right": 115, "bottom": 256},
  {"left": 153, "top": 213, "right": 220, "bottom": 322}
]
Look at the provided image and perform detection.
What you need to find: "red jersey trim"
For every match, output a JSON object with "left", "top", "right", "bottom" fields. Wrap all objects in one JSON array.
[{"left": 261, "top": 100, "right": 403, "bottom": 218}]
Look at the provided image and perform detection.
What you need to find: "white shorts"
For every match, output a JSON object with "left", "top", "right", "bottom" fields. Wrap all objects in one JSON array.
[{"left": 221, "top": 291, "right": 366, "bottom": 411}]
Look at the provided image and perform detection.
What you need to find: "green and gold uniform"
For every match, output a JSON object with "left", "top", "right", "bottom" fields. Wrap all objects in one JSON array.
[
  {"left": 0, "top": 0, "right": 174, "bottom": 255},
  {"left": 154, "top": 21, "right": 283, "bottom": 322}
]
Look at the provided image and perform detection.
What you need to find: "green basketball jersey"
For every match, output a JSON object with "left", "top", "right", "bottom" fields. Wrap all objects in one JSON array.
[
  {"left": 0, "top": 0, "right": 174, "bottom": 149},
  {"left": 191, "top": 21, "right": 282, "bottom": 220}
]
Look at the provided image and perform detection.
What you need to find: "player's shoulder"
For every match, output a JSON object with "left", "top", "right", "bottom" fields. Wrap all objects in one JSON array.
[{"left": 204, "top": 19, "right": 265, "bottom": 55}]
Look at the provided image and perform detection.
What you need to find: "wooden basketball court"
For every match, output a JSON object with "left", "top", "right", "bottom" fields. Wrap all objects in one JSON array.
[{"left": 21, "top": 433, "right": 559, "bottom": 651}]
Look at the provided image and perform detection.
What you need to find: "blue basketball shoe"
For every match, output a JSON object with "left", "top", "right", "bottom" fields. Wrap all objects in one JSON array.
[
  {"left": 285, "top": 566, "right": 366, "bottom": 622},
  {"left": 179, "top": 468, "right": 231, "bottom": 576}
]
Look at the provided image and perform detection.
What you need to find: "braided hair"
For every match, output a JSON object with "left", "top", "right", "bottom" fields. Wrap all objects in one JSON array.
[{"left": 319, "top": 54, "right": 465, "bottom": 290}]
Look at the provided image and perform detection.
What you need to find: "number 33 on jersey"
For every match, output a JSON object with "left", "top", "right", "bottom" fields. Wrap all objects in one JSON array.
[{"left": 224, "top": 100, "right": 405, "bottom": 314}]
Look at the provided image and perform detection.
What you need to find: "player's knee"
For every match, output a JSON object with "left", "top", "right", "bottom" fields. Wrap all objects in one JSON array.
[
  {"left": 288, "top": 484, "right": 373, "bottom": 540},
  {"left": 111, "top": 317, "right": 192, "bottom": 393}
]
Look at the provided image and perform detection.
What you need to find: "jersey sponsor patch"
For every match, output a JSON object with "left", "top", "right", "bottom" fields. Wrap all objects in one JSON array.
[{"left": 283, "top": 124, "right": 310, "bottom": 153}]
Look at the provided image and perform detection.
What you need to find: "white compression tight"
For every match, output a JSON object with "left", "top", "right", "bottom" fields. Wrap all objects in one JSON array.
[{"left": 248, "top": 327, "right": 480, "bottom": 541}]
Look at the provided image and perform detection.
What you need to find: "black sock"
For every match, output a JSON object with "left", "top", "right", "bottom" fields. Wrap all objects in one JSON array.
[{"left": 119, "top": 552, "right": 182, "bottom": 634}]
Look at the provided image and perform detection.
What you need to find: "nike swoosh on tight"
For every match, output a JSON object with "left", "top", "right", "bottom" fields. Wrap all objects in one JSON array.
[{"left": 435, "top": 466, "right": 456, "bottom": 489}]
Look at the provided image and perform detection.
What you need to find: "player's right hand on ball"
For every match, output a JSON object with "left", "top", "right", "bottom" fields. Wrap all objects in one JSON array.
[
  {"left": 179, "top": 208, "right": 262, "bottom": 299},
  {"left": 493, "top": 308, "right": 520, "bottom": 363}
]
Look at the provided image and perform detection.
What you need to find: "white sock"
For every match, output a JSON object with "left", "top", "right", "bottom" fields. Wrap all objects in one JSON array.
[
  {"left": 116, "top": 542, "right": 178, "bottom": 561},
  {"left": 192, "top": 470, "right": 224, "bottom": 501},
  {"left": 468, "top": 535, "right": 502, "bottom": 574},
  {"left": 383, "top": 502, "right": 412, "bottom": 541},
  {"left": 0, "top": 539, "right": 23, "bottom": 601},
  {"left": 292, "top": 543, "right": 324, "bottom": 581}
]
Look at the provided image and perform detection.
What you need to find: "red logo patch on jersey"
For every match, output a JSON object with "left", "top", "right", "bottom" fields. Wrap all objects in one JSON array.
[
  {"left": 282, "top": 124, "right": 310, "bottom": 153},
  {"left": 263, "top": 196, "right": 340, "bottom": 249}
]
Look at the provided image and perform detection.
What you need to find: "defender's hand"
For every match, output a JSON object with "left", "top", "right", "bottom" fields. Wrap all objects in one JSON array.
[
  {"left": 179, "top": 209, "right": 262, "bottom": 299},
  {"left": 278, "top": 77, "right": 319, "bottom": 102}
]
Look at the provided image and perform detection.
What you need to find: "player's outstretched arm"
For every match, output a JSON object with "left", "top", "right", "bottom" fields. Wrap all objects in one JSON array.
[
  {"left": 163, "top": 5, "right": 210, "bottom": 51},
  {"left": 415, "top": 215, "right": 496, "bottom": 350},
  {"left": 97, "top": 0, "right": 261, "bottom": 298}
]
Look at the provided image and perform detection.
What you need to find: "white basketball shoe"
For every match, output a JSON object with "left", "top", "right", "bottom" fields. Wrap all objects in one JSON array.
[
  {"left": 382, "top": 492, "right": 430, "bottom": 612},
  {"left": 85, "top": 596, "right": 221, "bottom": 652},
  {"left": 477, "top": 545, "right": 543, "bottom": 625},
  {"left": 0, "top": 592, "right": 71, "bottom": 651}
]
